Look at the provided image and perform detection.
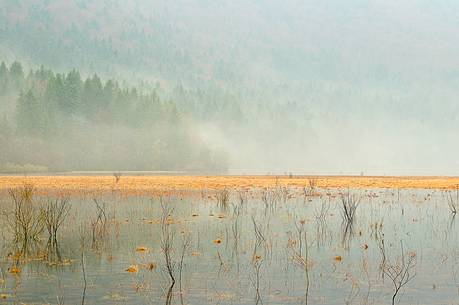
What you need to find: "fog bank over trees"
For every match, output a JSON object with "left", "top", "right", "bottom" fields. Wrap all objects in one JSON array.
[{"left": 1, "top": 0, "right": 459, "bottom": 174}]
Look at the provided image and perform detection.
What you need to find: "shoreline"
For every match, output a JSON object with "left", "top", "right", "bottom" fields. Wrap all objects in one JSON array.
[{"left": 0, "top": 175, "right": 458, "bottom": 195}]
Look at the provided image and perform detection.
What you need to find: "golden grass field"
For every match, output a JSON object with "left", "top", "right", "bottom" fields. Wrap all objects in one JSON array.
[{"left": 1, "top": 175, "right": 459, "bottom": 195}]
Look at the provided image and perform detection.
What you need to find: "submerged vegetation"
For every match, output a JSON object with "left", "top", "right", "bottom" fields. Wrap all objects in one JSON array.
[
  {"left": 0, "top": 2, "right": 458, "bottom": 304},
  {"left": 0, "top": 180, "right": 453, "bottom": 304}
]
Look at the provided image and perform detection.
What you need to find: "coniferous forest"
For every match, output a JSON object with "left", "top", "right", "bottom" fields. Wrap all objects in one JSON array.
[
  {"left": 0, "top": 61, "right": 230, "bottom": 172},
  {"left": 2, "top": 0, "right": 459, "bottom": 174}
]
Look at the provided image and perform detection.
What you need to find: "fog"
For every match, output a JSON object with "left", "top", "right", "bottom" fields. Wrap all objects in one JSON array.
[{"left": 1, "top": 0, "right": 459, "bottom": 175}]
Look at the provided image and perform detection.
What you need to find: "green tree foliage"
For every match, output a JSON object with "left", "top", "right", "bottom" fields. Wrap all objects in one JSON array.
[
  {"left": 9, "top": 61, "right": 24, "bottom": 90},
  {"left": 16, "top": 90, "right": 41, "bottom": 136},
  {"left": 63, "top": 70, "right": 82, "bottom": 114},
  {"left": 0, "top": 62, "right": 8, "bottom": 94},
  {"left": 0, "top": 61, "right": 229, "bottom": 172}
]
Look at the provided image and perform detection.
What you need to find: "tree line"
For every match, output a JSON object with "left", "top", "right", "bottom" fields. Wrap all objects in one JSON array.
[{"left": 0, "top": 61, "right": 227, "bottom": 172}]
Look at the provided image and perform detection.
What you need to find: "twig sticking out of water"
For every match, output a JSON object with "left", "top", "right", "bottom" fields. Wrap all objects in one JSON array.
[
  {"left": 178, "top": 233, "right": 191, "bottom": 296},
  {"left": 303, "top": 179, "right": 317, "bottom": 201},
  {"left": 79, "top": 224, "right": 87, "bottom": 305},
  {"left": 160, "top": 198, "right": 175, "bottom": 285},
  {"left": 261, "top": 189, "right": 279, "bottom": 213},
  {"left": 252, "top": 216, "right": 268, "bottom": 261},
  {"left": 340, "top": 190, "right": 360, "bottom": 225},
  {"left": 216, "top": 188, "right": 230, "bottom": 210},
  {"left": 383, "top": 241, "right": 416, "bottom": 305},
  {"left": 290, "top": 219, "right": 310, "bottom": 305},
  {"left": 237, "top": 190, "right": 247, "bottom": 209},
  {"left": 446, "top": 187, "right": 459, "bottom": 214},
  {"left": 91, "top": 199, "right": 108, "bottom": 250},
  {"left": 113, "top": 172, "right": 122, "bottom": 183}
]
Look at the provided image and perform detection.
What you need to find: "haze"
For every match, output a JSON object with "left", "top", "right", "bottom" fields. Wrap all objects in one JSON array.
[{"left": 1, "top": 0, "right": 458, "bottom": 175}]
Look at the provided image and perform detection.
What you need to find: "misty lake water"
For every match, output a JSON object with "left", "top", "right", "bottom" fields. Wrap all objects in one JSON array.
[{"left": 0, "top": 186, "right": 458, "bottom": 305}]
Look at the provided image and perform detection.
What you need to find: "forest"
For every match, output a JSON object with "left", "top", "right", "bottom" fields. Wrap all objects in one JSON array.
[
  {"left": 0, "top": 61, "right": 230, "bottom": 172},
  {"left": 2, "top": 0, "right": 459, "bottom": 174}
]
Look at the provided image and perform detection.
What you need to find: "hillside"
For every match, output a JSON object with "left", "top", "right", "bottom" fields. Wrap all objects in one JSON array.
[{"left": 1, "top": 0, "right": 459, "bottom": 174}]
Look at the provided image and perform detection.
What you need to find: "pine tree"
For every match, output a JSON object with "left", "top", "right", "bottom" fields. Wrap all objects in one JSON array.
[
  {"left": 82, "top": 74, "right": 104, "bottom": 117},
  {"left": 0, "top": 62, "right": 8, "bottom": 94},
  {"left": 16, "top": 90, "right": 41, "bottom": 135},
  {"left": 0, "top": 114, "right": 11, "bottom": 139},
  {"left": 9, "top": 61, "right": 24, "bottom": 89},
  {"left": 63, "top": 70, "right": 82, "bottom": 114}
]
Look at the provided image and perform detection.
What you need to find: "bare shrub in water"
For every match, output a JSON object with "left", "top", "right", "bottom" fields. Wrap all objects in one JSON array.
[
  {"left": 159, "top": 197, "right": 178, "bottom": 305},
  {"left": 43, "top": 197, "right": 71, "bottom": 262},
  {"left": 160, "top": 197, "right": 176, "bottom": 285},
  {"left": 261, "top": 189, "right": 279, "bottom": 213},
  {"left": 2, "top": 185, "right": 45, "bottom": 258},
  {"left": 340, "top": 190, "right": 360, "bottom": 248},
  {"left": 289, "top": 219, "right": 310, "bottom": 305},
  {"left": 90, "top": 199, "right": 108, "bottom": 250},
  {"left": 445, "top": 188, "right": 459, "bottom": 214},
  {"left": 383, "top": 242, "right": 416, "bottom": 305},
  {"left": 113, "top": 172, "right": 122, "bottom": 183},
  {"left": 303, "top": 178, "right": 317, "bottom": 200},
  {"left": 216, "top": 188, "right": 230, "bottom": 210},
  {"left": 340, "top": 190, "right": 360, "bottom": 224}
]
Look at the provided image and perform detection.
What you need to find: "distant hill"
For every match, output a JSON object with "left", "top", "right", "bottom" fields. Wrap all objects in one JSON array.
[
  {"left": 2, "top": 0, "right": 459, "bottom": 89},
  {"left": 2, "top": 0, "right": 459, "bottom": 174}
]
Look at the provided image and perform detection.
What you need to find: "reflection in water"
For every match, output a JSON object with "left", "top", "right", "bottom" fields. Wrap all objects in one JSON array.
[{"left": 0, "top": 187, "right": 457, "bottom": 304}]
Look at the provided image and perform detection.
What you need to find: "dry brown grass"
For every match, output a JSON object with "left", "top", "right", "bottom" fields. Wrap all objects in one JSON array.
[{"left": 0, "top": 175, "right": 459, "bottom": 196}]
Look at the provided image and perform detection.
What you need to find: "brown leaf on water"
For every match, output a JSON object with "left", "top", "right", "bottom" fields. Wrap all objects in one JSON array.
[
  {"left": 147, "top": 263, "right": 157, "bottom": 271},
  {"left": 135, "top": 246, "right": 149, "bottom": 253},
  {"left": 126, "top": 265, "right": 139, "bottom": 273},
  {"left": 9, "top": 266, "right": 21, "bottom": 274}
]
